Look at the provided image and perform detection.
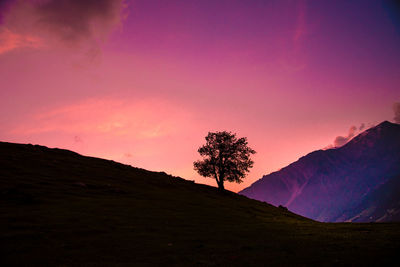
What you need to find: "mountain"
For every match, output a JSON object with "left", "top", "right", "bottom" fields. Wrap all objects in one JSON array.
[
  {"left": 240, "top": 121, "right": 400, "bottom": 222},
  {"left": 1, "top": 141, "right": 400, "bottom": 265}
]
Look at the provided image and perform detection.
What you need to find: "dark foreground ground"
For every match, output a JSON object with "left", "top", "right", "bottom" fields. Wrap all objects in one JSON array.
[{"left": 1, "top": 141, "right": 400, "bottom": 266}]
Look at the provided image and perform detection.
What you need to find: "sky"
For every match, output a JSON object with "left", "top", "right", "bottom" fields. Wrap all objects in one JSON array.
[{"left": 0, "top": 0, "right": 399, "bottom": 192}]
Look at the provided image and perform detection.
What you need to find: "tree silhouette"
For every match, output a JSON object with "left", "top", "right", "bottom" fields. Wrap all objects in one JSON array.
[{"left": 194, "top": 131, "right": 256, "bottom": 191}]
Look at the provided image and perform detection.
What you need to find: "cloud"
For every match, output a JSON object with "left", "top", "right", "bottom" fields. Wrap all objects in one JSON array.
[
  {"left": 325, "top": 123, "right": 367, "bottom": 149},
  {"left": 0, "top": 27, "right": 42, "bottom": 54},
  {"left": 393, "top": 102, "right": 400, "bottom": 123},
  {"left": 279, "top": 0, "right": 308, "bottom": 73},
  {"left": 9, "top": 97, "right": 191, "bottom": 140},
  {"left": 324, "top": 102, "right": 400, "bottom": 149},
  {"left": 333, "top": 125, "right": 357, "bottom": 147},
  {"left": 0, "top": 0, "right": 128, "bottom": 55},
  {"left": 293, "top": 0, "right": 307, "bottom": 45},
  {"left": 0, "top": 0, "right": 13, "bottom": 23}
]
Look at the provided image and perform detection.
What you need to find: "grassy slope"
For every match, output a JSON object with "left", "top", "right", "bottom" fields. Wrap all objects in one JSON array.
[{"left": 1, "top": 141, "right": 399, "bottom": 266}]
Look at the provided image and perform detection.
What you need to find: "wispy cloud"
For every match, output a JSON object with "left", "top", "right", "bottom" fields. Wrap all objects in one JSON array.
[
  {"left": 0, "top": 27, "right": 42, "bottom": 54},
  {"left": 9, "top": 97, "right": 191, "bottom": 140},
  {"left": 293, "top": 0, "right": 307, "bottom": 46},
  {"left": 279, "top": 0, "right": 309, "bottom": 72}
]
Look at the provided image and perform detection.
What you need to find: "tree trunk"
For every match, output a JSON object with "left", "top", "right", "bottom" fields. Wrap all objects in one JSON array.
[
  {"left": 217, "top": 179, "right": 225, "bottom": 191},
  {"left": 217, "top": 171, "right": 225, "bottom": 191}
]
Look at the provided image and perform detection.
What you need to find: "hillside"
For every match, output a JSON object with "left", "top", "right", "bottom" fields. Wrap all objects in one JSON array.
[
  {"left": 1, "top": 141, "right": 400, "bottom": 265},
  {"left": 240, "top": 121, "right": 400, "bottom": 222}
]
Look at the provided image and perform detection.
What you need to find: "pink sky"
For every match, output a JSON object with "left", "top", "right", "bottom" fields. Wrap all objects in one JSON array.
[{"left": 1, "top": 0, "right": 399, "bottom": 192}]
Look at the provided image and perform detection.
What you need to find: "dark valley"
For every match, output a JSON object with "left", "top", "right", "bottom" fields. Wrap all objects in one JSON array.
[{"left": 1, "top": 141, "right": 400, "bottom": 265}]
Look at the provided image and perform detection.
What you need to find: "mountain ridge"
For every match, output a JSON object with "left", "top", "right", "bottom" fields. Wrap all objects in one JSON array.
[{"left": 240, "top": 121, "right": 400, "bottom": 222}]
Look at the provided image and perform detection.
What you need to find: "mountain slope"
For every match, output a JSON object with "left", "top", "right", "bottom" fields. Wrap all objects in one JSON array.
[
  {"left": 1, "top": 141, "right": 400, "bottom": 265},
  {"left": 240, "top": 121, "right": 400, "bottom": 222}
]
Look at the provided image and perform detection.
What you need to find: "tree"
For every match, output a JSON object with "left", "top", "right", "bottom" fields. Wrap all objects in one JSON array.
[{"left": 193, "top": 131, "right": 256, "bottom": 191}]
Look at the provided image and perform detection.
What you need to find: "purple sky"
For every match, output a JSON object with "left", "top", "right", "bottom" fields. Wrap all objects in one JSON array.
[{"left": 0, "top": 0, "right": 399, "bottom": 191}]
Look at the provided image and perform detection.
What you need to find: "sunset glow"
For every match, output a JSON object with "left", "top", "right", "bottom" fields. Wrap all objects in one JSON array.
[{"left": 1, "top": 0, "right": 399, "bottom": 191}]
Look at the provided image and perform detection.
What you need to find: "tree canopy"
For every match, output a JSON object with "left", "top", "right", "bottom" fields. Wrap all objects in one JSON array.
[{"left": 193, "top": 131, "right": 256, "bottom": 191}]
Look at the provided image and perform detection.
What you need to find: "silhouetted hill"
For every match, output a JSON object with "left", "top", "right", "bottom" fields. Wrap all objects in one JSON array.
[
  {"left": 240, "top": 121, "right": 400, "bottom": 222},
  {"left": 1, "top": 141, "right": 400, "bottom": 265}
]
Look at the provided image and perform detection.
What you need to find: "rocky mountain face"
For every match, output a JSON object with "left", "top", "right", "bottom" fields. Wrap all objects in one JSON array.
[{"left": 240, "top": 121, "right": 400, "bottom": 222}]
